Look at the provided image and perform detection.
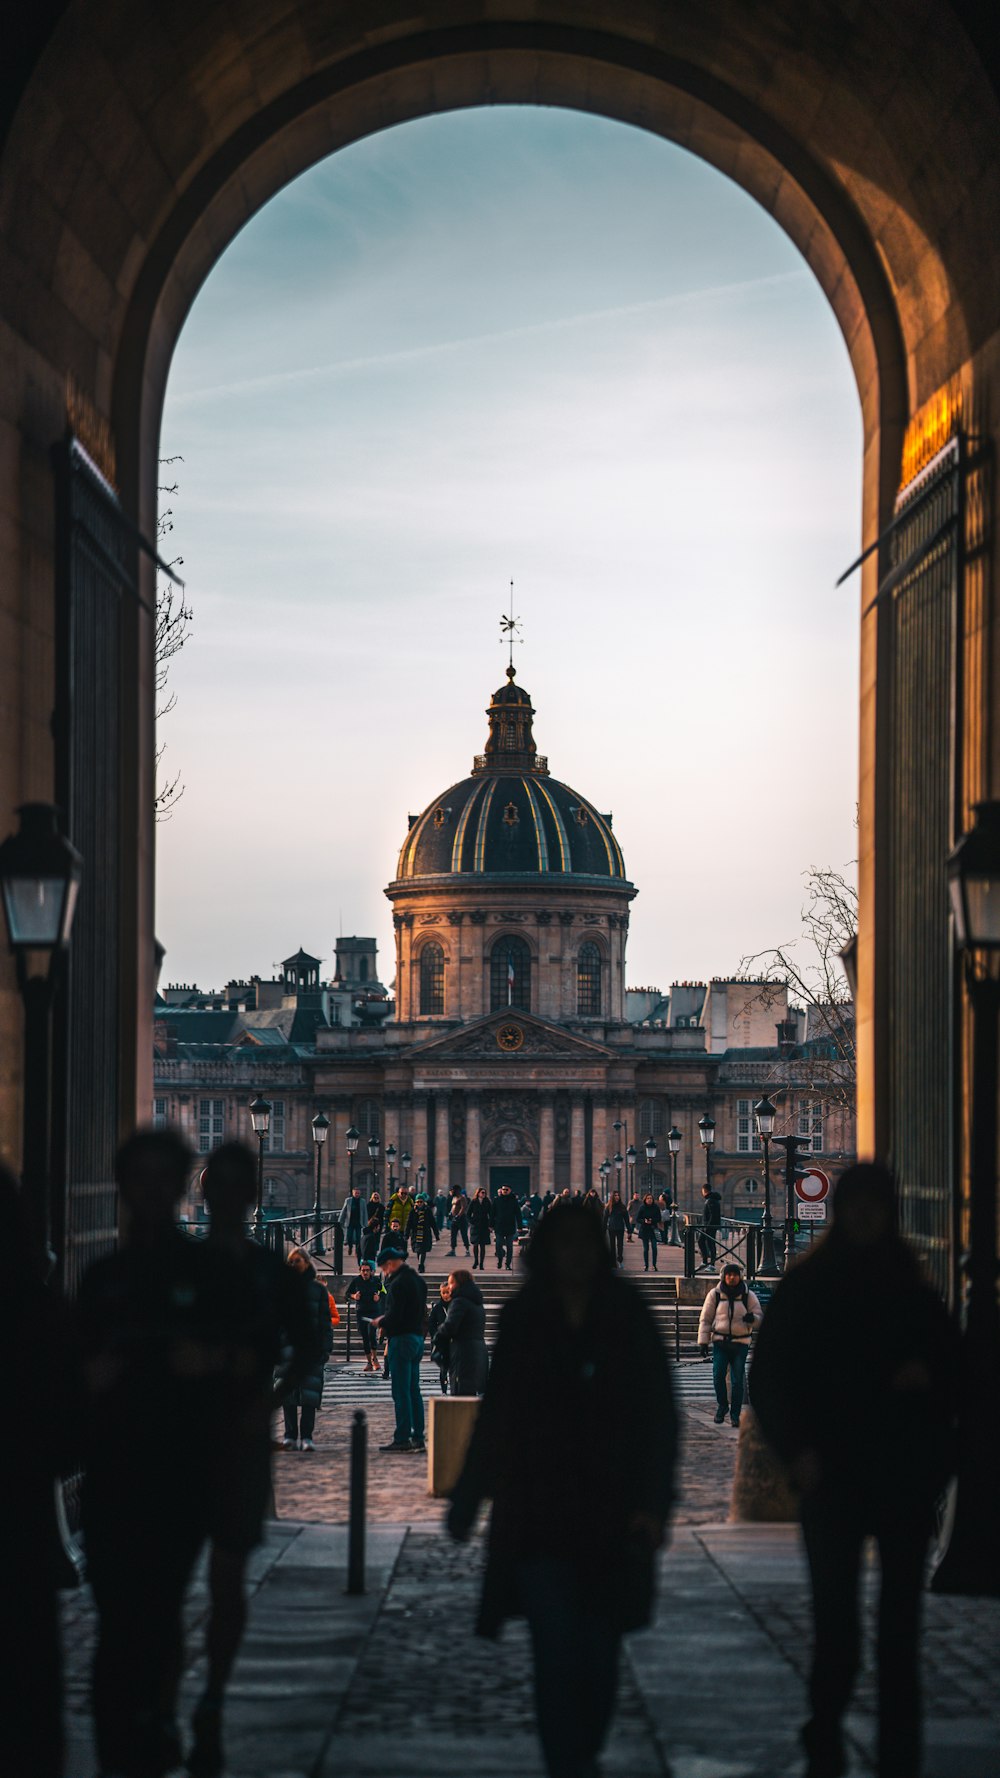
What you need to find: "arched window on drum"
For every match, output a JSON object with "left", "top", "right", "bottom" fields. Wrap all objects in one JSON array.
[
  {"left": 490, "top": 936, "right": 530, "bottom": 1012},
  {"left": 419, "top": 941, "right": 445, "bottom": 1015},
  {"left": 577, "top": 941, "right": 602, "bottom": 1016}
]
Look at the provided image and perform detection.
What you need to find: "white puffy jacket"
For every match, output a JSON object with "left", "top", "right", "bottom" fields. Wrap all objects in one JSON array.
[{"left": 697, "top": 1275, "right": 764, "bottom": 1346}]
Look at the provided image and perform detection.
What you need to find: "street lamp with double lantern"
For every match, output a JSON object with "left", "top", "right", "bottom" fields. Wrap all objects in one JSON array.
[
  {"left": 666, "top": 1125, "right": 683, "bottom": 1244},
  {"left": 754, "top": 1094, "right": 779, "bottom": 1274}
]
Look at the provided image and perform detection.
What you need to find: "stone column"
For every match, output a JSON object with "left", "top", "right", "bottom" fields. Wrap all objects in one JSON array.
[
  {"left": 592, "top": 1097, "right": 608, "bottom": 1188},
  {"left": 539, "top": 1095, "right": 555, "bottom": 1194},
  {"left": 570, "top": 1095, "right": 586, "bottom": 1190},
  {"left": 412, "top": 1094, "right": 429, "bottom": 1177},
  {"left": 464, "top": 1092, "right": 481, "bottom": 1194},
  {"left": 434, "top": 1094, "right": 451, "bottom": 1193}
]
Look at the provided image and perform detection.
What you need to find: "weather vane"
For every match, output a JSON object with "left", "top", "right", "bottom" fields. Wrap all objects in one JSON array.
[{"left": 500, "top": 588, "right": 522, "bottom": 674}]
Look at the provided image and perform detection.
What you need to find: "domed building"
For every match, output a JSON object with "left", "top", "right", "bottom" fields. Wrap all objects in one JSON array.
[{"left": 387, "top": 666, "right": 635, "bottom": 1025}]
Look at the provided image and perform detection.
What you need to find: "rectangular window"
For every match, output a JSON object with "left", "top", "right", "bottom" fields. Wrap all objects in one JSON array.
[
  {"left": 736, "top": 1098, "right": 761, "bottom": 1154},
  {"left": 266, "top": 1100, "right": 286, "bottom": 1153},
  {"left": 153, "top": 1097, "right": 168, "bottom": 1128},
  {"left": 198, "top": 1098, "right": 225, "bottom": 1153},
  {"left": 798, "top": 1099, "right": 824, "bottom": 1152}
]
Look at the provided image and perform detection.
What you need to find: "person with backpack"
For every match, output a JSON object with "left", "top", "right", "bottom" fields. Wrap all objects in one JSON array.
[{"left": 697, "top": 1261, "right": 762, "bottom": 1426}]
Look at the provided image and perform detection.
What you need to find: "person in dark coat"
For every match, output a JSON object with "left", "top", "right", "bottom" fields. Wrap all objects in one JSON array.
[
  {"left": 448, "top": 1201, "right": 678, "bottom": 1778},
  {"left": 492, "top": 1183, "right": 521, "bottom": 1270},
  {"left": 359, "top": 1215, "right": 382, "bottom": 1264},
  {"left": 439, "top": 1269, "right": 489, "bottom": 1395},
  {"left": 697, "top": 1182, "right": 721, "bottom": 1267},
  {"left": 0, "top": 1164, "right": 82, "bottom": 1778},
  {"left": 634, "top": 1193, "right": 662, "bottom": 1271},
  {"left": 372, "top": 1243, "right": 429, "bottom": 1451},
  {"left": 468, "top": 1186, "right": 494, "bottom": 1271},
  {"left": 525, "top": 1190, "right": 544, "bottom": 1227},
  {"left": 367, "top": 1191, "right": 385, "bottom": 1233},
  {"left": 448, "top": 1190, "right": 471, "bottom": 1256},
  {"left": 750, "top": 1163, "right": 960, "bottom": 1778},
  {"left": 434, "top": 1189, "right": 450, "bottom": 1231},
  {"left": 279, "top": 1249, "right": 333, "bottom": 1451},
  {"left": 408, "top": 1192, "right": 439, "bottom": 1272},
  {"left": 603, "top": 1190, "right": 629, "bottom": 1267}
]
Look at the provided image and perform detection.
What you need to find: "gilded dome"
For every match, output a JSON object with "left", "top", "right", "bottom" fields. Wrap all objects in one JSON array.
[{"left": 392, "top": 670, "right": 629, "bottom": 885}]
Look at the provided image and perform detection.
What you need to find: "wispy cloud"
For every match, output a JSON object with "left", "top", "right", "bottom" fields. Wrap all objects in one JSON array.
[{"left": 168, "top": 268, "right": 808, "bottom": 407}]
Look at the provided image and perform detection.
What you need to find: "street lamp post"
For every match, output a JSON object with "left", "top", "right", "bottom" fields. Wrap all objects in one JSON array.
[
  {"left": 416, "top": 1162, "right": 426, "bottom": 1195},
  {"left": 772, "top": 1132, "right": 810, "bottom": 1270},
  {"left": 626, "top": 1144, "right": 637, "bottom": 1202},
  {"left": 934, "top": 802, "right": 1000, "bottom": 1594},
  {"left": 248, "top": 1094, "right": 272, "bottom": 1242},
  {"left": 599, "top": 1157, "right": 611, "bottom": 1200},
  {"left": 401, "top": 1150, "right": 411, "bottom": 1191},
  {"left": 0, "top": 804, "right": 82, "bottom": 1264},
  {"left": 346, "top": 1123, "right": 360, "bottom": 1203},
  {"left": 368, "top": 1132, "right": 381, "bottom": 1199},
  {"left": 754, "top": 1095, "right": 779, "bottom": 1274},
  {"left": 386, "top": 1143, "right": 397, "bottom": 1195},
  {"left": 613, "top": 1149, "right": 624, "bottom": 1207},
  {"left": 666, "top": 1125, "right": 683, "bottom": 1244},
  {"left": 311, "top": 1111, "right": 330, "bottom": 1254}
]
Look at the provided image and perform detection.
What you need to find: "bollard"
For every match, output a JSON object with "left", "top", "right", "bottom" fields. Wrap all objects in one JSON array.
[
  {"left": 333, "top": 1221, "right": 345, "bottom": 1277},
  {"left": 683, "top": 1225, "right": 697, "bottom": 1277},
  {"left": 345, "top": 1299, "right": 353, "bottom": 1363},
  {"left": 347, "top": 1408, "right": 367, "bottom": 1596}
]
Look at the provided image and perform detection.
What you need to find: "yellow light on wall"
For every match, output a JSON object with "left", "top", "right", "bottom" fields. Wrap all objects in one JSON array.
[{"left": 900, "top": 378, "right": 963, "bottom": 488}]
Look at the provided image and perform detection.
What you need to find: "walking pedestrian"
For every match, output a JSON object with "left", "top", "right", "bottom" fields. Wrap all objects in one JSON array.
[
  {"left": 193, "top": 1144, "right": 318, "bottom": 1778},
  {"left": 279, "top": 1249, "right": 333, "bottom": 1452},
  {"left": 634, "top": 1193, "right": 662, "bottom": 1271},
  {"left": 339, "top": 1186, "right": 365, "bottom": 1257},
  {"left": 346, "top": 1261, "right": 384, "bottom": 1373},
  {"left": 525, "top": 1189, "right": 544, "bottom": 1228},
  {"left": 581, "top": 1187, "right": 604, "bottom": 1219},
  {"left": 76, "top": 1130, "right": 219, "bottom": 1778},
  {"left": 367, "top": 1190, "right": 385, "bottom": 1233},
  {"left": 359, "top": 1214, "right": 382, "bottom": 1264},
  {"left": 750, "top": 1163, "right": 960, "bottom": 1778},
  {"left": 434, "top": 1188, "right": 450, "bottom": 1231},
  {"left": 468, "top": 1185, "right": 494, "bottom": 1270},
  {"left": 428, "top": 1281, "right": 452, "bottom": 1394},
  {"left": 626, "top": 1189, "right": 641, "bottom": 1241},
  {"left": 387, "top": 1183, "right": 413, "bottom": 1239},
  {"left": 373, "top": 1242, "right": 428, "bottom": 1452},
  {"left": 448, "top": 1202, "right": 678, "bottom": 1778},
  {"left": 408, "top": 1191, "right": 439, "bottom": 1272},
  {"left": 449, "top": 1189, "right": 471, "bottom": 1255},
  {"left": 0, "top": 1164, "right": 82, "bottom": 1778},
  {"left": 493, "top": 1182, "right": 520, "bottom": 1270},
  {"left": 697, "top": 1261, "right": 762, "bottom": 1426},
  {"left": 438, "top": 1269, "right": 489, "bottom": 1395},
  {"left": 603, "top": 1190, "right": 629, "bottom": 1266},
  {"left": 697, "top": 1182, "right": 721, "bottom": 1268}
]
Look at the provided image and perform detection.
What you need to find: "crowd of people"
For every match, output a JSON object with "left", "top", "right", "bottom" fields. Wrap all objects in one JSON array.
[{"left": 2, "top": 1136, "right": 961, "bottom": 1778}]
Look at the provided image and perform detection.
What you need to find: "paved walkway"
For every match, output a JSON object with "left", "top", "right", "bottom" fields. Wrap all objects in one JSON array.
[{"left": 59, "top": 1517, "right": 999, "bottom": 1778}]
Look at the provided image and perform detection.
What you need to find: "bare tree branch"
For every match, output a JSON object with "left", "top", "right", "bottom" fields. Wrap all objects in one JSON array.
[{"left": 155, "top": 457, "right": 191, "bottom": 820}]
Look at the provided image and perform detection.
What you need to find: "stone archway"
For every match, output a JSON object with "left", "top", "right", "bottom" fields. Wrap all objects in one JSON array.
[{"left": 2, "top": 4, "right": 998, "bottom": 1301}]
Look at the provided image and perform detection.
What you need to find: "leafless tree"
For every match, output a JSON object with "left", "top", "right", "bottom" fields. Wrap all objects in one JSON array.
[
  {"left": 736, "top": 864, "right": 858, "bottom": 1113},
  {"left": 155, "top": 457, "right": 192, "bottom": 820}
]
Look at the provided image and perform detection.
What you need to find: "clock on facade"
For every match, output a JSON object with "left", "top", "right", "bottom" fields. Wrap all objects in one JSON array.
[{"left": 496, "top": 1022, "right": 525, "bottom": 1052}]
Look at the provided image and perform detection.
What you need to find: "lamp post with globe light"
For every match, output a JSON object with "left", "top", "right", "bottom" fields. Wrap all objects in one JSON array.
[
  {"left": 311, "top": 1111, "right": 329, "bottom": 1254},
  {"left": 248, "top": 1095, "right": 272, "bottom": 1242}
]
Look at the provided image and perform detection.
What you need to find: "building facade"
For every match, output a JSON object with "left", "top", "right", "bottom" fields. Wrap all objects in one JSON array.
[{"left": 155, "top": 667, "right": 855, "bottom": 1220}]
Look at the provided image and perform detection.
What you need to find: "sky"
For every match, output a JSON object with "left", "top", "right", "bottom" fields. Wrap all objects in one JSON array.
[{"left": 157, "top": 106, "right": 862, "bottom": 997}]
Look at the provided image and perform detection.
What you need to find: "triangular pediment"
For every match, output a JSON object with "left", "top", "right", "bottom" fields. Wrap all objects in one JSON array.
[{"left": 407, "top": 1010, "right": 613, "bottom": 1062}]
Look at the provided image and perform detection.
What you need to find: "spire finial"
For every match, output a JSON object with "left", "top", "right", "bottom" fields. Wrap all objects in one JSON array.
[{"left": 500, "top": 590, "right": 521, "bottom": 676}]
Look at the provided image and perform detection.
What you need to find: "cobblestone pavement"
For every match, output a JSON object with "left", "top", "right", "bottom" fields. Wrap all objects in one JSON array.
[{"left": 272, "top": 1358, "right": 739, "bottom": 1527}]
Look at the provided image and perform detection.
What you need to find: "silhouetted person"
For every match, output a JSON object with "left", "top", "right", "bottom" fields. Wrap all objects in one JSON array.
[
  {"left": 750, "top": 1162, "right": 959, "bottom": 1778},
  {"left": 279, "top": 1247, "right": 333, "bottom": 1450},
  {"left": 448, "top": 1201, "right": 678, "bottom": 1778},
  {"left": 0, "top": 1163, "right": 82, "bottom": 1778},
  {"left": 76, "top": 1129, "right": 215, "bottom": 1777},
  {"left": 191, "top": 1142, "right": 318, "bottom": 1778}
]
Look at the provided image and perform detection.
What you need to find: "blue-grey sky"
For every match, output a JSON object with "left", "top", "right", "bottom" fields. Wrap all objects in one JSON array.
[{"left": 158, "top": 106, "right": 861, "bottom": 996}]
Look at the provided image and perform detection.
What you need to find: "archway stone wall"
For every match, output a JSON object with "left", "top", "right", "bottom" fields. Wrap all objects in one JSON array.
[{"left": 2, "top": 2, "right": 999, "bottom": 1175}]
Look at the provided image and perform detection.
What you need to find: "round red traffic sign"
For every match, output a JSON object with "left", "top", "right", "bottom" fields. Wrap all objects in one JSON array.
[{"left": 795, "top": 1166, "right": 830, "bottom": 1202}]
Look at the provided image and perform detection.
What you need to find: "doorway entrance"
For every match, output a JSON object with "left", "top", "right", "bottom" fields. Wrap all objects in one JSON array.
[{"left": 489, "top": 1165, "right": 530, "bottom": 1198}]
